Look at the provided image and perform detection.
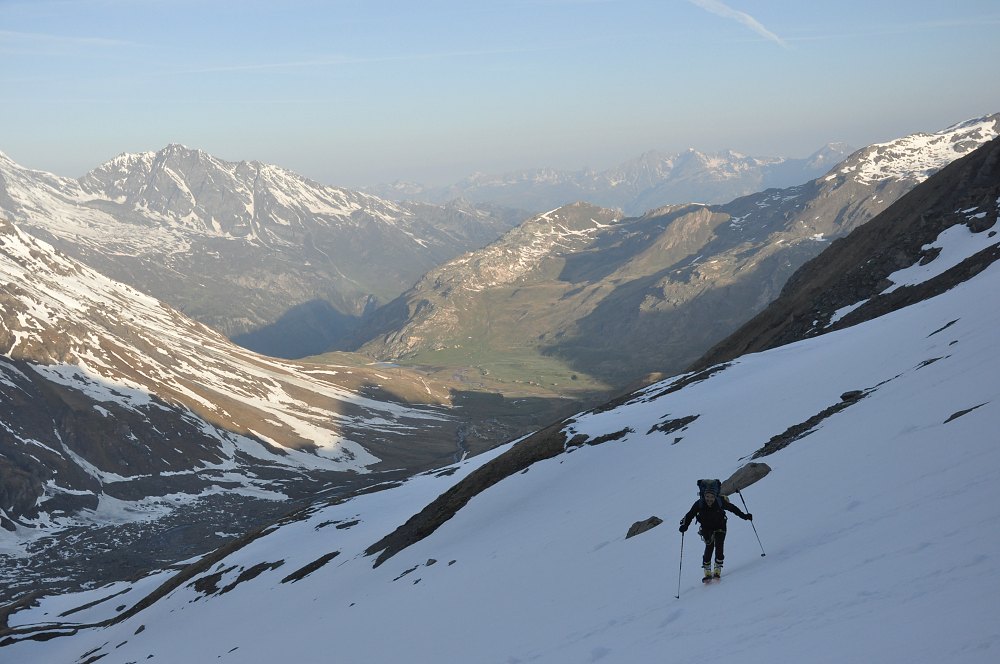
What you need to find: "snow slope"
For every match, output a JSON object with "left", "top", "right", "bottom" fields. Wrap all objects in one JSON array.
[{"left": 4, "top": 221, "right": 998, "bottom": 661}]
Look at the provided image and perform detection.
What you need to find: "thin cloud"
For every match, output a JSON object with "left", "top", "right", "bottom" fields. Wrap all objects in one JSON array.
[
  {"left": 185, "top": 45, "right": 570, "bottom": 75},
  {"left": 0, "top": 29, "right": 137, "bottom": 55},
  {"left": 687, "top": 0, "right": 789, "bottom": 48}
]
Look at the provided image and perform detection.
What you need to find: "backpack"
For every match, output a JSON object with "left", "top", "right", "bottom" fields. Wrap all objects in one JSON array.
[{"left": 696, "top": 479, "right": 728, "bottom": 508}]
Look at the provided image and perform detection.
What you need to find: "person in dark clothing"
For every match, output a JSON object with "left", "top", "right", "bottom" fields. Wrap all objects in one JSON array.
[{"left": 679, "top": 488, "right": 752, "bottom": 579}]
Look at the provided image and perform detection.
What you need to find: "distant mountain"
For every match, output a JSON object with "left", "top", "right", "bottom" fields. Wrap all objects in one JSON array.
[
  {"left": 4, "top": 133, "right": 997, "bottom": 662},
  {"left": 366, "top": 143, "right": 855, "bottom": 214},
  {"left": 0, "top": 145, "right": 524, "bottom": 357},
  {"left": 354, "top": 115, "right": 999, "bottom": 387}
]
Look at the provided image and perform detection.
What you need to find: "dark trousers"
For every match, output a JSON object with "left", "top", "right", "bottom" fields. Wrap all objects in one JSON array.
[{"left": 701, "top": 529, "right": 727, "bottom": 566}]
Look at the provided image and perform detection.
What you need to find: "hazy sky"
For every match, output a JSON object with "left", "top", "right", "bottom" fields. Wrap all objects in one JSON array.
[{"left": 2, "top": 0, "right": 999, "bottom": 187}]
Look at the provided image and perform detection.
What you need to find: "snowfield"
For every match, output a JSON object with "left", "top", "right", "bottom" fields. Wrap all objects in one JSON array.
[
  {"left": 833, "top": 115, "right": 999, "bottom": 185},
  {"left": 4, "top": 217, "right": 999, "bottom": 662}
]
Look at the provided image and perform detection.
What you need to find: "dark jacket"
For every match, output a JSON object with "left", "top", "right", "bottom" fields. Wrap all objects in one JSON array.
[{"left": 681, "top": 497, "right": 748, "bottom": 533}]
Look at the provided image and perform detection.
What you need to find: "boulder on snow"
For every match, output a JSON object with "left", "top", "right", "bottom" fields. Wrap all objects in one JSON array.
[
  {"left": 626, "top": 516, "right": 663, "bottom": 539},
  {"left": 720, "top": 462, "right": 771, "bottom": 496}
]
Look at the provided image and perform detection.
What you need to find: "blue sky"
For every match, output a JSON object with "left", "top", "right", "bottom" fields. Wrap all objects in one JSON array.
[{"left": 2, "top": 0, "right": 999, "bottom": 187}]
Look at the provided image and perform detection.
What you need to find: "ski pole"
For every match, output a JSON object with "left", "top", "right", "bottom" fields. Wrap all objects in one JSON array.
[
  {"left": 675, "top": 532, "right": 685, "bottom": 599},
  {"left": 737, "top": 489, "right": 766, "bottom": 557}
]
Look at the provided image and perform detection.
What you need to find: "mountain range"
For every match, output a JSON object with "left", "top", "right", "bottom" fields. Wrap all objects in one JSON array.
[
  {"left": 0, "top": 122, "right": 981, "bottom": 379},
  {"left": 366, "top": 143, "right": 855, "bottom": 215},
  {"left": 1, "top": 112, "right": 996, "bottom": 608},
  {"left": 3, "top": 130, "right": 997, "bottom": 664},
  {"left": 353, "top": 115, "right": 1000, "bottom": 388},
  {"left": 0, "top": 145, "right": 524, "bottom": 358}
]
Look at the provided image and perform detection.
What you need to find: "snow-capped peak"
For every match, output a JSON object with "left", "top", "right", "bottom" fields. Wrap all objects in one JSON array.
[{"left": 830, "top": 113, "right": 1000, "bottom": 185}]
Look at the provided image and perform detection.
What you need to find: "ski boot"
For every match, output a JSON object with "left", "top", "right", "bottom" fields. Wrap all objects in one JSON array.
[
  {"left": 702, "top": 564, "right": 713, "bottom": 582},
  {"left": 713, "top": 563, "right": 723, "bottom": 579}
]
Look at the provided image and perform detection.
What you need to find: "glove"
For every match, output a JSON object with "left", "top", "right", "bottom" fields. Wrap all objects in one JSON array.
[
  {"left": 679, "top": 521, "right": 688, "bottom": 533},
  {"left": 744, "top": 513, "right": 753, "bottom": 521}
]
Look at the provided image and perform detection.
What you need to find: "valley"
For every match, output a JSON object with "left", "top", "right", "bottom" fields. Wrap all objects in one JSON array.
[
  {"left": 1, "top": 113, "right": 998, "bottom": 630},
  {"left": 3, "top": 131, "right": 998, "bottom": 661},
  {"left": 4, "top": 3, "right": 997, "bottom": 660}
]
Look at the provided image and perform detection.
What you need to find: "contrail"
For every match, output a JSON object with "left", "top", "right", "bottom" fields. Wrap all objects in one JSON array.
[{"left": 688, "top": 0, "right": 789, "bottom": 48}]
